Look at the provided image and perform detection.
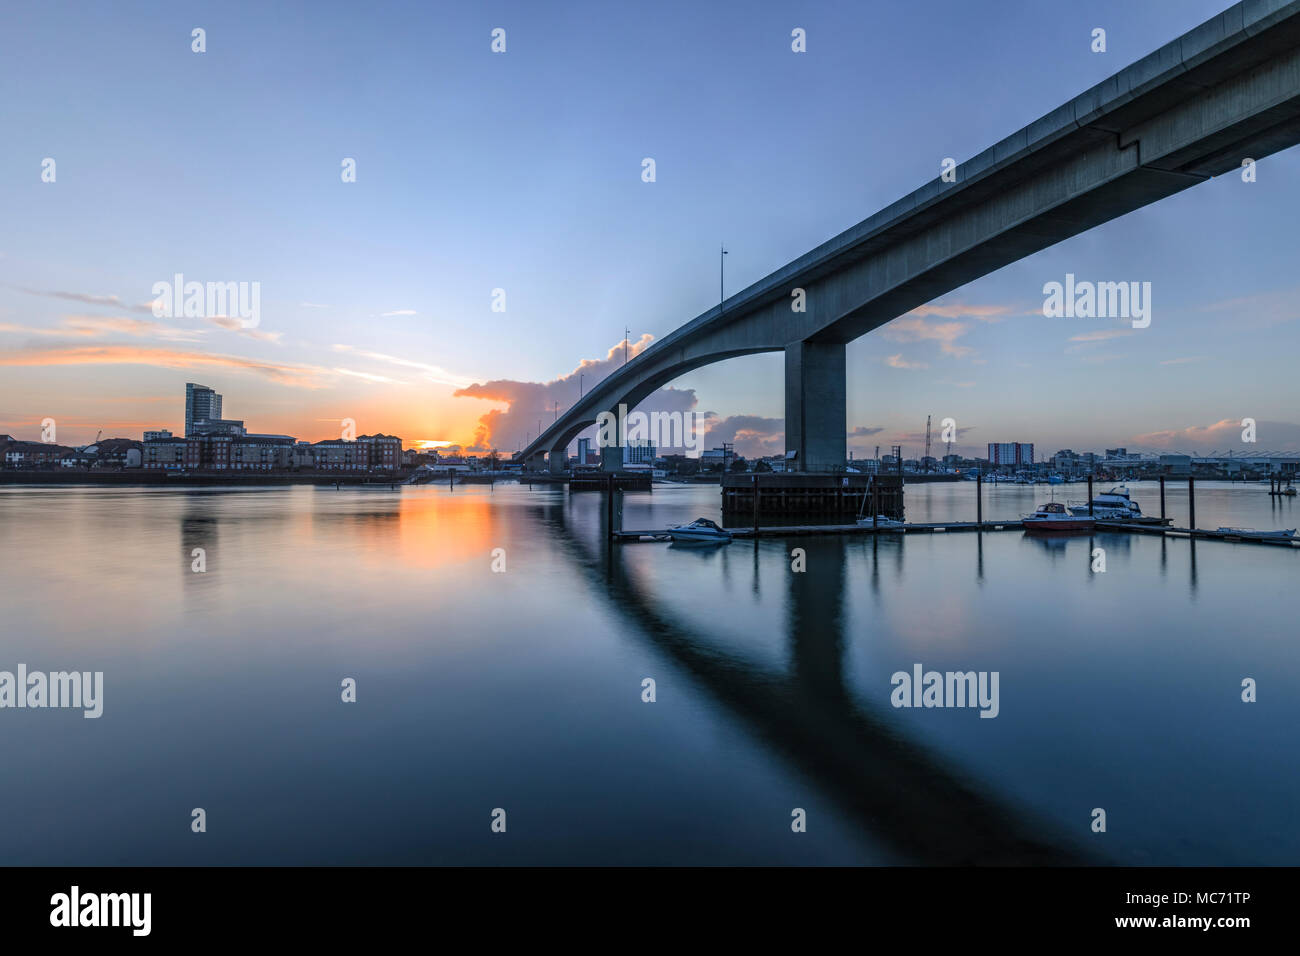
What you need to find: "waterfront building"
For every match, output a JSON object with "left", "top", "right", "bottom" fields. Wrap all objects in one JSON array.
[
  {"left": 229, "top": 435, "right": 295, "bottom": 470},
  {"left": 185, "top": 434, "right": 233, "bottom": 470},
  {"left": 312, "top": 439, "right": 370, "bottom": 470},
  {"left": 184, "top": 383, "right": 222, "bottom": 436},
  {"left": 988, "top": 442, "right": 1034, "bottom": 468},
  {"left": 190, "top": 418, "right": 246, "bottom": 437},
  {"left": 143, "top": 436, "right": 187, "bottom": 469},
  {"left": 623, "top": 440, "right": 656, "bottom": 467},
  {"left": 354, "top": 434, "right": 403, "bottom": 469}
]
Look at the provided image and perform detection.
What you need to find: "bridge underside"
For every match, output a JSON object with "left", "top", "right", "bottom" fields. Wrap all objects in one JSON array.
[{"left": 519, "top": 1, "right": 1300, "bottom": 474}]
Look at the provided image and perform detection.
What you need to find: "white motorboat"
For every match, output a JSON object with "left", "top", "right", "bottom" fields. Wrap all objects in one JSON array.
[
  {"left": 668, "top": 517, "right": 733, "bottom": 544},
  {"left": 1216, "top": 527, "right": 1296, "bottom": 540},
  {"left": 1068, "top": 485, "right": 1143, "bottom": 520},
  {"left": 1022, "top": 501, "right": 1095, "bottom": 532},
  {"left": 856, "top": 515, "right": 905, "bottom": 531}
]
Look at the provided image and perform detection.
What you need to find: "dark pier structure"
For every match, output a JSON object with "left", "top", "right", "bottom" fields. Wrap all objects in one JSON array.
[{"left": 721, "top": 472, "right": 904, "bottom": 519}]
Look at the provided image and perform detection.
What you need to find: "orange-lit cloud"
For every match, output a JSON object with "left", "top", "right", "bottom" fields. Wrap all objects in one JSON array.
[
  {"left": 886, "top": 353, "right": 928, "bottom": 369},
  {"left": 908, "top": 302, "right": 1012, "bottom": 322},
  {"left": 453, "top": 335, "right": 694, "bottom": 452},
  {"left": 0, "top": 344, "right": 328, "bottom": 388},
  {"left": 1130, "top": 419, "right": 1300, "bottom": 450},
  {"left": 883, "top": 316, "right": 974, "bottom": 357}
]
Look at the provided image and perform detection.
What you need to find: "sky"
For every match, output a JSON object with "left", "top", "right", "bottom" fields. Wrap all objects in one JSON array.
[{"left": 1, "top": 0, "right": 1297, "bottom": 459}]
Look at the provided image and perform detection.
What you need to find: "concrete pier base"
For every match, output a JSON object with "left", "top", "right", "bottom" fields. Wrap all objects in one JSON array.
[
  {"left": 785, "top": 341, "right": 846, "bottom": 472},
  {"left": 722, "top": 473, "right": 902, "bottom": 518}
]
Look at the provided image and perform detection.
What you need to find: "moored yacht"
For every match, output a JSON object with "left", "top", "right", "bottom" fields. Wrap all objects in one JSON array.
[
  {"left": 1023, "top": 501, "right": 1096, "bottom": 532},
  {"left": 1068, "top": 485, "right": 1143, "bottom": 520}
]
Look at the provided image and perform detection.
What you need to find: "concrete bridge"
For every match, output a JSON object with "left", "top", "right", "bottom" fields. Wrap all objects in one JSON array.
[{"left": 520, "top": 0, "right": 1300, "bottom": 474}]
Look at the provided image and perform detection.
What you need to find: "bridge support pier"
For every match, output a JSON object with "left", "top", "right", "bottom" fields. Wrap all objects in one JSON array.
[
  {"left": 599, "top": 405, "right": 625, "bottom": 472},
  {"left": 784, "top": 340, "right": 846, "bottom": 472},
  {"left": 548, "top": 446, "right": 568, "bottom": 475},
  {"left": 526, "top": 451, "right": 546, "bottom": 471}
]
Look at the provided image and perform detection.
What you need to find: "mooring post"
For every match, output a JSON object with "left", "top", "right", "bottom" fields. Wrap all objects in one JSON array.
[
  {"left": 449, "top": 469, "right": 455, "bottom": 491},
  {"left": 1159, "top": 476, "right": 1166, "bottom": 521},
  {"left": 976, "top": 472, "right": 982, "bottom": 526},
  {"left": 606, "top": 472, "right": 615, "bottom": 540},
  {"left": 752, "top": 473, "right": 759, "bottom": 535},
  {"left": 1087, "top": 474, "right": 1094, "bottom": 516},
  {"left": 1188, "top": 476, "right": 1196, "bottom": 532}
]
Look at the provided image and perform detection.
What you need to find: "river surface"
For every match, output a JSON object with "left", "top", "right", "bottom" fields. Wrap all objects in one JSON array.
[{"left": 0, "top": 480, "right": 1296, "bottom": 865}]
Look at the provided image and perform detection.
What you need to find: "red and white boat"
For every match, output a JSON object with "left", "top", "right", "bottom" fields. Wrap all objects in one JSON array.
[{"left": 1022, "top": 501, "right": 1096, "bottom": 532}]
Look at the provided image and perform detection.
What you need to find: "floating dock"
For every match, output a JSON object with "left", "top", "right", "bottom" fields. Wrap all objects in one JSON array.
[{"left": 615, "top": 518, "right": 1298, "bottom": 547}]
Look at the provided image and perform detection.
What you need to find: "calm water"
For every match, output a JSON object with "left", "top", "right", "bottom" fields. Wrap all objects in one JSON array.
[{"left": 0, "top": 480, "right": 1296, "bottom": 865}]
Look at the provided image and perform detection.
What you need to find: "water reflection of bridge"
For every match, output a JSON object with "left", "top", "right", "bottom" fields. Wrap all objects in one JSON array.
[{"left": 543, "top": 499, "right": 1102, "bottom": 865}]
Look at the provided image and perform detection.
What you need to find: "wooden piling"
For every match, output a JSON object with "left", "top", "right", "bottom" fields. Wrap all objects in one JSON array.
[
  {"left": 606, "top": 472, "right": 615, "bottom": 539},
  {"left": 1159, "top": 475, "right": 1166, "bottom": 520},
  {"left": 1087, "top": 475, "right": 1094, "bottom": 516},
  {"left": 1188, "top": 476, "right": 1195, "bottom": 530},
  {"left": 976, "top": 472, "right": 983, "bottom": 525}
]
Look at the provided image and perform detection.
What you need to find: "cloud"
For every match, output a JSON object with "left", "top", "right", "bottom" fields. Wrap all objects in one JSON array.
[
  {"left": 334, "top": 368, "right": 409, "bottom": 385},
  {"left": 1159, "top": 356, "right": 1205, "bottom": 366},
  {"left": 5, "top": 285, "right": 157, "bottom": 314},
  {"left": 0, "top": 315, "right": 207, "bottom": 343},
  {"left": 205, "top": 315, "right": 283, "bottom": 342},
  {"left": 0, "top": 344, "right": 328, "bottom": 388},
  {"left": 886, "top": 353, "right": 929, "bottom": 369},
  {"left": 848, "top": 426, "right": 884, "bottom": 437},
  {"left": 883, "top": 316, "right": 973, "bottom": 357},
  {"left": 1200, "top": 288, "right": 1300, "bottom": 329},
  {"left": 908, "top": 302, "right": 1012, "bottom": 323},
  {"left": 1131, "top": 419, "right": 1300, "bottom": 452},
  {"left": 300, "top": 302, "right": 329, "bottom": 309},
  {"left": 700, "top": 414, "right": 784, "bottom": 458},
  {"left": 453, "top": 335, "right": 694, "bottom": 453},
  {"left": 330, "top": 344, "right": 472, "bottom": 389},
  {"left": 1068, "top": 328, "right": 1134, "bottom": 343},
  {"left": 379, "top": 309, "right": 418, "bottom": 317}
]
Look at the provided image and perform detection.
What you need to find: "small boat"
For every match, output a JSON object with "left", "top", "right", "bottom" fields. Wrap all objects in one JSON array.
[
  {"left": 1068, "top": 485, "right": 1143, "bottom": 520},
  {"left": 1216, "top": 527, "right": 1296, "bottom": 540},
  {"left": 856, "top": 515, "right": 905, "bottom": 531},
  {"left": 1023, "top": 501, "right": 1096, "bottom": 532},
  {"left": 668, "top": 517, "right": 733, "bottom": 544}
]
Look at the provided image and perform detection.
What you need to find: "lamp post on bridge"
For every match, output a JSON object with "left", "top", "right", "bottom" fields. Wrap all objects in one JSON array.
[{"left": 720, "top": 244, "right": 727, "bottom": 314}]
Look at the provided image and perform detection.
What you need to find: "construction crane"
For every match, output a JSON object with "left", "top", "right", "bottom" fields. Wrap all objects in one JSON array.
[{"left": 923, "top": 415, "right": 932, "bottom": 471}]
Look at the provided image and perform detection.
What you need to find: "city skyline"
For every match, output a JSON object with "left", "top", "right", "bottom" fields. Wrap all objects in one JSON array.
[{"left": 3, "top": 0, "right": 1298, "bottom": 459}]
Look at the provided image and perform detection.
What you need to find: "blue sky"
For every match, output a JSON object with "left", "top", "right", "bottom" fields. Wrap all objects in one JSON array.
[{"left": 1, "top": 0, "right": 1297, "bottom": 457}]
